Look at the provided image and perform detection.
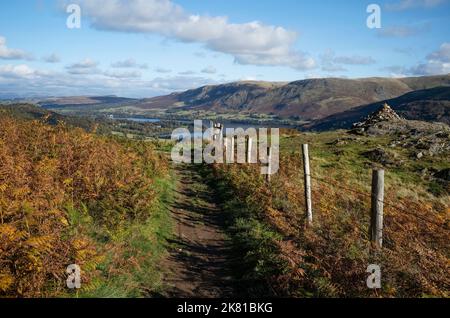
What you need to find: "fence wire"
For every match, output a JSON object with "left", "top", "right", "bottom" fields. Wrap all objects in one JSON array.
[{"left": 308, "top": 174, "right": 447, "bottom": 229}]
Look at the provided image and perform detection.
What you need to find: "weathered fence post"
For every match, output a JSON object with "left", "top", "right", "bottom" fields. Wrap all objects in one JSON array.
[
  {"left": 227, "top": 135, "right": 235, "bottom": 163},
  {"left": 223, "top": 137, "right": 228, "bottom": 162},
  {"left": 210, "top": 121, "right": 214, "bottom": 141},
  {"left": 266, "top": 147, "right": 272, "bottom": 183},
  {"left": 370, "top": 169, "right": 384, "bottom": 248},
  {"left": 231, "top": 135, "right": 234, "bottom": 150},
  {"left": 247, "top": 137, "right": 253, "bottom": 163},
  {"left": 302, "top": 144, "right": 313, "bottom": 226}
]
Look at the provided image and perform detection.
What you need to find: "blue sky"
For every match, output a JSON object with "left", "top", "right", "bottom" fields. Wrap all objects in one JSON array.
[{"left": 0, "top": 0, "right": 449, "bottom": 97}]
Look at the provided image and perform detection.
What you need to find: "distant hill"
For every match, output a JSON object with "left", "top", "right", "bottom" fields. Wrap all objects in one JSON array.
[
  {"left": 0, "top": 103, "right": 64, "bottom": 122},
  {"left": 134, "top": 74, "right": 450, "bottom": 121},
  {"left": 38, "top": 95, "right": 138, "bottom": 110},
  {"left": 19, "top": 74, "right": 450, "bottom": 128},
  {"left": 0, "top": 103, "right": 100, "bottom": 131},
  {"left": 307, "top": 86, "right": 450, "bottom": 131}
]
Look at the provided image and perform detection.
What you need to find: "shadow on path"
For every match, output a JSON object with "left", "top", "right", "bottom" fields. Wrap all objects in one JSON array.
[{"left": 160, "top": 164, "right": 235, "bottom": 298}]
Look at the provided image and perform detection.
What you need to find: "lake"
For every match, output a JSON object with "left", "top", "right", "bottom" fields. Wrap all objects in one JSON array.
[
  {"left": 115, "top": 117, "right": 161, "bottom": 123},
  {"left": 116, "top": 117, "right": 290, "bottom": 140}
]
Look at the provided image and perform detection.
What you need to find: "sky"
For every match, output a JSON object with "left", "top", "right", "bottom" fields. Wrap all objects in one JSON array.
[{"left": 0, "top": 0, "right": 449, "bottom": 98}]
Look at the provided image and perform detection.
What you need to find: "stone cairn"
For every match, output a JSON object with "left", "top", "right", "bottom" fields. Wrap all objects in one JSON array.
[{"left": 351, "top": 103, "right": 402, "bottom": 133}]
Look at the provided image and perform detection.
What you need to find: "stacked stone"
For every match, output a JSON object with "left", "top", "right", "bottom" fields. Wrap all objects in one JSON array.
[{"left": 352, "top": 103, "right": 402, "bottom": 131}]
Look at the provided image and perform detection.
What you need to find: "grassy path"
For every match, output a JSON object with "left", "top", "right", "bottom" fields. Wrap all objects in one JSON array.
[{"left": 161, "top": 164, "right": 235, "bottom": 298}]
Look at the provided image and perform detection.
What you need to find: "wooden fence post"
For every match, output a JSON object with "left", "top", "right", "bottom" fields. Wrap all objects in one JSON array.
[
  {"left": 302, "top": 144, "right": 313, "bottom": 226},
  {"left": 247, "top": 137, "right": 253, "bottom": 163},
  {"left": 370, "top": 169, "right": 384, "bottom": 248},
  {"left": 223, "top": 137, "right": 228, "bottom": 162},
  {"left": 228, "top": 135, "right": 235, "bottom": 163},
  {"left": 210, "top": 121, "right": 214, "bottom": 141},
  {"left": 231, "top": 136, "right": 235, "bottom": 161},
  {"left": 266, "top": 147, "right": 272, "bottom": 183}
]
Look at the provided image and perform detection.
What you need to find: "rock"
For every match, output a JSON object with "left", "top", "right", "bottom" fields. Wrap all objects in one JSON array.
[
  {"left": 389, "top": 141, "right": 401, "bottom": 148},
  {"left": 363, "top": 148, "right": 396, "bottom": 166},
  {"left": 351, "top": 103, "right": 402, "bottom": 131},
  {"left": 434, "top": 168, "right": 450, "bottom": 181},
  {"left": 435, "top": 132, "right": 449, "bottom": 139},
  {"left": 420, "top": 168, "right": 429, "bottom": 177},
  {"left": 349, "top": 101, "right": 450, "bottom": 160},
  {"left": 328, "top": 137, "right": 360, "bottom": 146}
]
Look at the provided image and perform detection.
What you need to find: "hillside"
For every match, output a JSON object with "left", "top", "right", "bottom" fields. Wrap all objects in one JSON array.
[
  {"left": 208, "top": 106, "right": 449, "bottom": 297},
  {"left": 0, "top": 113, "right": 172, "bottom": 297},
  {"left": 1, "top": 100, "right": 449, "bottom": 298},
  {"left": 135, "top": 74, "right": 450, "bottom": 121},
  {"left": 38, "top": 96, "right": 139, "bottom": 111},
  {"left": 32, "top": 75, "right": 450, "bottom": 127},
  {"left": 0, "top": 103, "right": 104, "bottom": 132},
  {"left": 307, "top": 86, "right": 450, "bottom": 131}
]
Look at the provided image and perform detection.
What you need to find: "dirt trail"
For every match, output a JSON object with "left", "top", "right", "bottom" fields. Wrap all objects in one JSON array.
[{"left": 161, "top": 164, "right": 235, "bottom": 298}]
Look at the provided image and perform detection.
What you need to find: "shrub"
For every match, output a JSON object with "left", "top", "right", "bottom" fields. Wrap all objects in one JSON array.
[{"left": 0, "top": 116, "right": 167, "bottom": 297}]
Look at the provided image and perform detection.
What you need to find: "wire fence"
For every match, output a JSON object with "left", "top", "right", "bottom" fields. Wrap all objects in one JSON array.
[
  {"left": 309, "top": 174, "right": 447, "bottom": 229},
  {"left": 288, "top": 168, "right": 450, "bottom": 257}
]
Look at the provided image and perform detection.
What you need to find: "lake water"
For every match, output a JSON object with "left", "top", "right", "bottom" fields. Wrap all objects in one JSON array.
[
  {"left": 170, "top": 121, "right": 285, "bottom": 141},
  {"left": 115, "top": 117, "right": 161, "bottom": 123},
  {"left": 116, "top": 117, "right": 289, "bottom": 140}
]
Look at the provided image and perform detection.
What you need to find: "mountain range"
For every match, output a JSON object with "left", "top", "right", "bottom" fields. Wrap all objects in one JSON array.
[
  {"left": 137, "top": 74, "right": 450, "bottom": 121},
  {"left": 308, "top": 86, "right": 450, "bottom": 130},
  {"left": 20, "top": 74, "right": 450, "bottom": 129}
]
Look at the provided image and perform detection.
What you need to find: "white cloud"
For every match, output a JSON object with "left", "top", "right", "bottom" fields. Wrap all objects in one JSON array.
[
  {"left": 393, "top": 47, "right": 415, "bottom": 56},
  {"left": 320, "top": 50, "right": 375, "bottom": 72},
  {"left": 201, "top": 66, "right": 217, "bottom": 74},
  {"left": 42, "top": 53, "right": 61, "bottom": 63},
  {"left": 333, "top": 56, "right": 376, "bottom": 65},
  {"left": 409, "top": 61, "right": 450, "bottom": 75},
  {"left": 381, "top": 65, "right": 410, "bottom": 77},
  {"left": 0, "top": 36, "right": 31, "bottom": 60},
  {"left": 103, "top": 70, "right": 142, "bottom": 78},
  {"left": 386, "top": 0, "right": 446, "bottom": 10},
  {"left": 0, "top": 64, "right": 36, "bottom": 78},
  {"left": 377, "top": 23, "right": 430, "bottom": 38},
  {"left": 194, "top": 51, "right": 207, "bottom": 58},
  {"left": 149, "top": 75, "right": 218, "bottom": 92},
  {"left": 384, "top": 43, "right": 450, "bottom": 76},
  {"left": 0, "top": 62, "right": 220, "bottom": 98},
  {"left": 322, "top": 64, "right": 347, "bottom": 72},
  {"left": 66, "top": 58, "right": 100, "bottom": 74},
  {"left": 111, "top": 58, "right": 148, "bottom": 69},
  {"left": 68, "top": 0, "right": 315, "bottom": 71},
  {"left": 179, "top": 70, "right": 196, "bottom": 75},
  {"left": 410, "top": 42, "right": 450, "bottom": 75},
  {"left": 239, "top": 76, "right": 259, "bottom": 81},
  {"left": 155, "top": 67, "right": 172, "bottom": 73},
  {"left": 68, "top": 58, "right": 99, "bottom": 69},
  {"left": 427, "top": 42, "right": 450, "bottom": 63}
]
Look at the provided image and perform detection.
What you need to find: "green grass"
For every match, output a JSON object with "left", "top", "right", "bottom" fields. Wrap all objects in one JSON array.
[
  {"left": 204, "top": 128, "right": 449, "bottom": 297},
  {"left": 72, "top": 174, "right": 176, "bottom": 298}
]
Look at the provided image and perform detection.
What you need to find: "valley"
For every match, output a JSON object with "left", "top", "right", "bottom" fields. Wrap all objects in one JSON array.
[
  {"left": 1, "top": 0, "right": 449, "bottom": 304},
  {"left": 24, "top": 74, "right": 450, "bottom": 133},
  {"left": 1, "top": 98, "right": 448, "bottom": 297}
]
